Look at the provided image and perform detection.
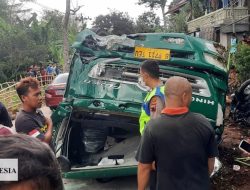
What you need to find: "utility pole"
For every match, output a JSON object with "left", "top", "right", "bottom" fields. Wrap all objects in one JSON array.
[
  {"left": 231, "top": 0, "right": 235, "bottom": 33},
  {"left": 63, "top": 0, "right": 70, "bottom": 72}
]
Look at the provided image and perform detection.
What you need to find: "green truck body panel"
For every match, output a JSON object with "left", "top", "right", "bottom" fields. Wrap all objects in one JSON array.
[
  {"left": 63, "top": 165, "right": 137, "bottom": 179},
  {"left": 52, "top": 29, "right": 228, "bottom": 179}
]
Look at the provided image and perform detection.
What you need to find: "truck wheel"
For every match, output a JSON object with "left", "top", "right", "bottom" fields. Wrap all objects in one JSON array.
[{"left": 237, "top": 79, "right": 250, "bottom": 101}]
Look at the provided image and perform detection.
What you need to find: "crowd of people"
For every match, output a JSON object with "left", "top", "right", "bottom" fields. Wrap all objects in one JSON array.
[
  {"left": 26, "top": 64, "right": 61, "bottom": 77},
  {"left": 0, "top": 60, "right": 249, "bottom": 190},
  {"left": 25, "top": 64, "right": 61, "bottom": 85}
]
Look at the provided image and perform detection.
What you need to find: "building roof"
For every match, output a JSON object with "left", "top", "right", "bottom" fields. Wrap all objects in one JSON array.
[{"left": 166, "top": 0, "right": 188, "bottom": 15}]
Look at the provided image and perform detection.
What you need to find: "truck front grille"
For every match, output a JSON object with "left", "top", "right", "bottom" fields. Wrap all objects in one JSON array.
[{"left": 88, "top": 60, "right": 211, "bottom": 97}]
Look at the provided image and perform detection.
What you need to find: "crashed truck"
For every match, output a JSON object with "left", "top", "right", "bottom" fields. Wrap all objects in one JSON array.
[{"left": 52, "top": 29, "right": 228, "bottom": 179}]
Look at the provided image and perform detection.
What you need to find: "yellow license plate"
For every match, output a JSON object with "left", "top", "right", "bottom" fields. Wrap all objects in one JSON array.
[{"left": 134, "top": 47, "right": 170, "bottom": 60}]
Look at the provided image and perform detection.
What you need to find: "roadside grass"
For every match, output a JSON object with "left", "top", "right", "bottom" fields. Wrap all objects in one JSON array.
[{"left": 0, "top": 85, "right": 21, "bottom": 113}]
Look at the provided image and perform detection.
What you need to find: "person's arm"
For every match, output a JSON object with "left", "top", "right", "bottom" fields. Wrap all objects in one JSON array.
[
  {"left": 138, "top": 162, "right": 152, "bottom": 190},
  {"left": 16, "top": 117, "right": 45, "bottom": 140},
  {"left": 136, "top": 126, "right": 155, "bottom": 190},
  {"left": 205, "top": 121, "right": 219, "bottom": 176},
  {"left": 43, "top": 117, "right": 53, "bottom": 144},
  {"left": 16, "top": 115, "right": 52, "bottom": 144},
  {"left": 149, "top": 96, "right": 164, "bottom": 119},
  {"left": 208, "top": 157, "right": 215, "bottom": 176}
]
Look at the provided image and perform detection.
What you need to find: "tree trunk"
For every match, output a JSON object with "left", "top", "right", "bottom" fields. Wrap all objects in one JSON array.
[
  {"left": 190, "top": 0, "right": 194, "bottom": 20},
  {"left": 161, "top": 5, "right": 167, "bottom": 32},
  {"left": 63, "top": 0, "right": 70, "bottom": 72},
  {"left": 248, "top": 0, "right": 250, "bottom": 32}
]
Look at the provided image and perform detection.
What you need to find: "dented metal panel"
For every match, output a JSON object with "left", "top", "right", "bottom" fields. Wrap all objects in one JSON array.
[{"left": 53, "top": 30, "right": 228, "bottom": 179}]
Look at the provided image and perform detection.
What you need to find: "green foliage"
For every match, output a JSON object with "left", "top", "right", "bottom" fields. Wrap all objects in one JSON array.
[
  {"left": 0, "top": 17, "right": 48, "bottom": 81},
  {"left": 167, "top": 0, "right": 205, "bottom": 33},
  {"left": 138, "top": 0, "right": 168, "bottom": 30},
  {"left": 135, "top": 11, "right": 161, "bottom": 33},
  {"left": 0, "top": 0, "right": 8, "bottom": 20},
  {"left": 138, "top": 0, "right": 167, "bottom": 9},
  {"left": 167, "top": 3, "right": 189, "bottom": 33},
  {"left": 192, "top": 0, "right": 205, "bottom": 19},
  {"left": 0, "top": 1, "right": 85, "bottom": 82},
  {"left": 92, "top": 11, "right": 135, "bottom": 35},
  {"left": 235, "top": 44, "right": 250, "bottom": 82}
]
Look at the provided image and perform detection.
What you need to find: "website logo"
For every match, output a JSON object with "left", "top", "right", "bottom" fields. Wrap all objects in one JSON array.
[{"left": 0, "top": 159, "right": 18, "bottom": 181}]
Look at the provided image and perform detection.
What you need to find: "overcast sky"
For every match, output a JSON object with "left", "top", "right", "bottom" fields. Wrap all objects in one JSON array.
[{"left": 24, "top": 0, "right": 171, "bottom": 27}]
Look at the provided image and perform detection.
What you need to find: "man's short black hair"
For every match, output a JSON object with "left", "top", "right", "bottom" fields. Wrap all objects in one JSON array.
[
  {"left": 140, "top": 60, "right": 160, "bottom": 79},
  {"left": 0, "top": 134, "right": 63, "bottom": 190}
]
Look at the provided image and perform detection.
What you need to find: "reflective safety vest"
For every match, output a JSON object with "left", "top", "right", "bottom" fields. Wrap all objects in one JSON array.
[{"left": 139, "top": 86, "right": 165, "bottom": 134}]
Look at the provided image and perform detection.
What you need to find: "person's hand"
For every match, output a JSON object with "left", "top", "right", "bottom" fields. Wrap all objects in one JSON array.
[
  {"left": 43, "top": 117, "right": 53, "bottom": 144},
  {"left": 242, "top": 151, "right": 250, "bottom": 157}
]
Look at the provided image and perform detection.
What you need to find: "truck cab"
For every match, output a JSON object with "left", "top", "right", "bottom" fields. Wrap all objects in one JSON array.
[{"left": 52, "top": 29, "right": 228, "bottom": 180}]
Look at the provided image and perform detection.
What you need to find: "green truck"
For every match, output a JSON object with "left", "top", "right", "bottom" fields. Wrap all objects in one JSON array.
[{"left": 52, "top": 29, "right": 228, "bottom": 180}]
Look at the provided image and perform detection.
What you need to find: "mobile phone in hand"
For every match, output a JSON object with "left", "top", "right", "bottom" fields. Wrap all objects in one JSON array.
[{"left": 239, "top": 140, "right": 250, "bottom": 153}]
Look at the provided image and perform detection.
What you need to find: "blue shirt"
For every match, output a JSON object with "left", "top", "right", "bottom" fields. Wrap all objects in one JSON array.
[{"left": 46, "top": 66, "right": 53, "bottom": 74}]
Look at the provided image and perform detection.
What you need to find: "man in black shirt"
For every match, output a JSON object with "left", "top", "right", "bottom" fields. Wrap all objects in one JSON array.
[
  {"left": 136, "top": 76, "right": 218, "bottom": 190},
  {"left": 15, "top": 77, "right": 53, "bottom": 147}
]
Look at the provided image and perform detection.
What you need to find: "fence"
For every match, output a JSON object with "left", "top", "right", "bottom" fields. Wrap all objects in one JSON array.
[
  {"left": 0, "top": 75, "right": 55, "bottom": 112},
  {"left": 0, "top": 81, "right": 16, "bottom": 91}
]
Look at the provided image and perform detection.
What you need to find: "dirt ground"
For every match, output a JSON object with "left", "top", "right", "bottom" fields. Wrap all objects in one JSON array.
[{"left": 211, "top": 109, "right": 250, "bottom": 190}]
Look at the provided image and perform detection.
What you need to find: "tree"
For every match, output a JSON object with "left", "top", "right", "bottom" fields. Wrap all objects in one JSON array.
[
  {"left": 0, "top": 0, "right": 49, "bottom": 82},
  {"left": 167, "top": 12, "right": 188, "bottom": 33},
  {"left": 41, "top": 10, "right": 85, "bottom": 66},
  {"left": 63, "top": 0, "right": 85, "bottom": 72},
  {"left": 0, "top": 17, "right": 48, "bottom": 81},
  {"left": 235, "top": 44, "right": 250, "bottom": 82},
  {"left": 135, "top": 11, "right": 161, "bottom": 33},
  {"left": 92, "top": 11, "right": 135, "bottom": 35},
  {"left": 0, "top": 0, "right": 86, "bottom": 82},
  {"left": 63, "top": 0, "right": 70, "bottom": 72},
  {"left": 138, "top": 0, "right": 168, "bottom": 31},
  {"left": 166, "top": 0, "right": 204, "bottom": 33},
  {"left": 0, "top": 0, "right": 8, "bottom": 20},
  {"left": 93, "top": 15, "right": 112, "bottom": 33},
  {"left": 191, "top": 0, "right": 204, "bottom": 19}
]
